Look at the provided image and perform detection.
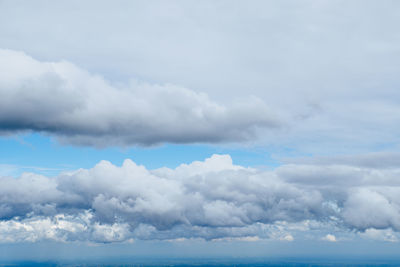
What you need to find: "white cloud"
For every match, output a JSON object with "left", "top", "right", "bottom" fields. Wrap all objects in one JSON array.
[
  {"left": 0, "top": 49, "right": 278, "bottom": 147},
  {"left": 211, "top": 236, "right": 260, "bottom": 242},
  {"left": 2, "top": 1, "right": 400, "bottom": 153},
  {"left": 1, "top": 0, "right": 400, "bottom": 247},
  {"left": 322, "top": 234, "right": 336, "bottom": 242},
  {"left": 1, "top": 153, "right": 400, "bottom": 243},
  {"left": 0, "top": 212, "right": 90, "bottom": 243},
  {"left": 342, "top": 188, "right": 400, "bottom": 231},
  {"left": 281, "top": 234, "right": 294, "bottom": 242},
  {"left": 360, "top": 228, "right": 399, "bottom": 242}
]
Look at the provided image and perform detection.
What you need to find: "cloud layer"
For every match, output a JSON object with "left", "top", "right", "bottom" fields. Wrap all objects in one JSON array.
[
  {"left": 0, "top": 49, "right": 277, "bottom": 146},
  {"left": 1, "top": 0, "right": 400, "bottom": 159},
  {"left": 1, "top": 153, "right": 400, "bottom": 243}
]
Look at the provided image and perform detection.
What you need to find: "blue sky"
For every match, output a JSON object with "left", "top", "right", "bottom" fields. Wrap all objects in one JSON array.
[
  {"left": 0, "top": 133, "right": 281, "bottom": 177},
  {"left": 1, "top": 0, "right": 400, "bottom": 261}
]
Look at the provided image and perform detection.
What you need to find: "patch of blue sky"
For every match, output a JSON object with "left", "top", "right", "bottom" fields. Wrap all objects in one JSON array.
[{"left": 0, "top": 133, "right": 281, "bottom": 176}]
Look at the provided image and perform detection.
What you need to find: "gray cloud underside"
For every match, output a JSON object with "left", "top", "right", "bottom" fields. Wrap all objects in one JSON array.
[
  {"left": 1, "top": 153, "right": 400, "bottom": 243},
  {"left": 0, "top": 49, "right": 277, "bottom": 146},
  {"left": 2, "top": 1, "right": 400, "bottom": 153}
]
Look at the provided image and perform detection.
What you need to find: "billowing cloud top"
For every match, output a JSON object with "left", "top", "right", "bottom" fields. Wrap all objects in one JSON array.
[
  {"left": 1, "top": 153, "right": 400, "bottom": 243},
  {"left": 0, "top": 49, "right": 278, "bottom": 146}
]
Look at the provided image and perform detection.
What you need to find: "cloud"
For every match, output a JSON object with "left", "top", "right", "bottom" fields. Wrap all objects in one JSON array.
[
  {"left": 0, "top": 49, "right": 278, "bottom": 147},
  {"left": 283, "top": 152, "right": 400, "bottom": 170},
  {"left": 1, "top": 153, "right": 400, "bottom": 243},
  {"left": 322, "top": 234, "right": 336, "bottom": 242},
  {"left": 280, "top": 234, "right": 294, "bottom": 242},
  {"left": 360, "top": 228, "right": 399, "bottom": 242},
  {"left": 2, "top": 0, "right": 400, "bottom": 154}
]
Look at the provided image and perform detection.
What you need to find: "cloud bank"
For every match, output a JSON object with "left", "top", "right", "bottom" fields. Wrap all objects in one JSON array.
[
  {"left": 1, "top": 153, "right": 400, "bottom": 243},
  {"left": 2, "top": 1, "right": 400, "bottom": 154},
  {"left": 0, "top": 49, "right": 277, "bottom": 147}
]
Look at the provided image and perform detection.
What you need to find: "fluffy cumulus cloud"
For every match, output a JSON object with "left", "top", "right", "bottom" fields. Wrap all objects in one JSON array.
[
  {"left": 0, "top": 49, "right": 278, "bottom": 147},
  {"left": 2, "top": 1, "right": 400, "bottom": 154},
  {"left": 1, "top": 153, "right": 400, "bottom": 243}
]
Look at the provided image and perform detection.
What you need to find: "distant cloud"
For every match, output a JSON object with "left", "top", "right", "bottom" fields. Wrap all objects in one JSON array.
[
  {"left": 0, "top": 49, "right": 278, "bottom": 147},
  {"left": 1, "top": 153, "right": 400, "bottom": 243},
  {"left": 281, "top": 234, "right": 294, "bottom": 242},
  {"left": 322, "top": 234, "right": 336, "bottom": 242},
  {"left": 360, "top": 228, "right": 398, "bottom": 242},
  {"left": 283, "top": 152, "right": 400, "bottom": 169}
]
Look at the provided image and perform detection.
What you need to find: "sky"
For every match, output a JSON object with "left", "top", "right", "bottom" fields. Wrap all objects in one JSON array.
[{"left": 1, "top": 0, "right": 400, "bottom": 262}]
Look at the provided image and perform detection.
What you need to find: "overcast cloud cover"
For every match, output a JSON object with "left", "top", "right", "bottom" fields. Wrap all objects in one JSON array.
[{"left": 1, "top": 154, "right": 400, "bottom": 243}]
